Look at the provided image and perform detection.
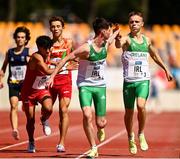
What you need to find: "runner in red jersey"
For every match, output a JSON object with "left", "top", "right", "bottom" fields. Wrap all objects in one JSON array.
[
  {"left": 48, "top": 16, "right": 74, "bottom": 152},
  {"left": 21, "top": 35, "right": 54, "bottom": 153}
]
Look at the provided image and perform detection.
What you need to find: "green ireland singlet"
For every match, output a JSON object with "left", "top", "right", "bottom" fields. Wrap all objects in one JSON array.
[
  {"left": 122, "top": 35, "right": 150, "bottom": 82},
  {"left": 77, "top": 40, "right": 107, "bottom": 116},
  {"left": 77, "top": 40, "right": 107, "bottom": 87},
  {"left": 122, "top": 35, "right": 150, "bottom": 109}
]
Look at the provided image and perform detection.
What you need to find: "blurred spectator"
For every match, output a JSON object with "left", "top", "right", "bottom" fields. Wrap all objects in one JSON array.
[
  {"left": 148, "top": 74, "right": 161, "bottom": 113},
  {"left": 171, "top": 68, "right": 180, "bottom": 89}
]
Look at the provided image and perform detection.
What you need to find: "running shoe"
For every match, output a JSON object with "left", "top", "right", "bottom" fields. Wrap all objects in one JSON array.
[
  {"left": 97, "top": 128, "right": 105, "bottom": 142},
  {"left": 128, "top": 132, "right": 137, "bottom": 154},
  {"left": 27, "top": 141, "right": 36, "bottom": 153},
  {"left": 12, "top": 129, "right": 20, "bottom": 140},
  {"left": 40, "top": 117, "right": 51, "bottom": 136},
  {"left": 139, "top": 133, "right": 148, "bottom": 151},
  {"left": 87, "top": 147, "right": 98, "bottom": 158},
  {"left": 56, "top": 144, "right": 66, "bottom": 152}
]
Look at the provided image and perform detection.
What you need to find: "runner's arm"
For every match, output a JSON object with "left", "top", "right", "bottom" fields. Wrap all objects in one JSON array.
[
  {"left": 148, "top": 39, "right": 173, "bottom": 81},
  {"left": 0, "top": 52, "right": 9, "bottom": 77},
  {"left": 34, "top": 54, "right": 54, "bottom": 75},
  {"left": 46, "top": 43, "right": 89, "bottom": 87},
  {"left": 51, "top": 43, "right": 88, "bottom": 78},
  {"left": 106, "top": 29, "right": 120, "bottom": 47}
]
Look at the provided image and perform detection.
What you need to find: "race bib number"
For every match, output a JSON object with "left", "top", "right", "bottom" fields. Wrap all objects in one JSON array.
[
  {"left": 51, "top": 57, "right": 61, "bottom": 63},
  {"left": 32, "top": 76, "right": 49, "bottom": 89},
  {"left": 85, "top": 62, "right": 104, "bottom": 80},
  {"left": 128, "top": 61, "right": 148, "bottom": 78},
  {"left": 10, "top": 65, "right": 27, "bottom": 81}
]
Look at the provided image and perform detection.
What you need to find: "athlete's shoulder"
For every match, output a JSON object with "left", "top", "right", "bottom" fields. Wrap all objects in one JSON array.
[
  {"left": 29, "top": 52, "right": 45, "bottom": 69},
  {"left": 7, "top": 47, "right": 15, "bottom": 54},
  {"left": 63, "top": 38, "right": 73, "bottom": 49},
  {"left": 142, "top": 34, "right": 151, "bottom": 46},
  {"left": 120, "top": 35, "right": 130, "bottom": 47},
  {"left": 82, "top": 41, "right": 90, "bottom": 50},
  {"left": 63, "top": 38, "right": 72, "bottom": 44},
  {"left": 123, "top": 35, "right": 129, "bottom": 41},
  {"left": 32, "top": 52, "right": 43, "bottom": 61}
]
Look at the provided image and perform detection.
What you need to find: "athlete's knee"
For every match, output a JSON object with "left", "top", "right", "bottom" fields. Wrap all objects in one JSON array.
[
  {"left": 11, "top": 103, "right": 18, "bottom": 111},
  {"left": 137, "top": 104, "right": 146, "bottom": 112},
  {"left": 60, "top": 97, "right": 71, "bottom": 108},
  {"left": 124, "top": 108, "right": 134, "bottom": 117},
  {"left": 43, "top": 105, "right": 53, "bottom": 115},
  {"left": 60, "top": 105, "right": 69, "bottom": 113},
  {"left": 83, "top": 111, "right": 93, "bottom": 123},
  {"left": 137, "top": 98, "right": 146, "bottom": 109}
]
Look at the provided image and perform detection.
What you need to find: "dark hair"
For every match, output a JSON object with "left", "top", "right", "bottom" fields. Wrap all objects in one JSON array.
[
  {"left": 49, "top": 16, "right": 65, "bottom": 28},
  {"left": 93, "top": 17, "right": 111, "bottom": 35},
  {"left": 13, "top": 26, "right": 31, "bottom": 45},
  {"left": 128, "top": 11, "right": 143, "bottom": 19},
  {"left": 36, "top": 35, "right": 53, "bottom": 50}
]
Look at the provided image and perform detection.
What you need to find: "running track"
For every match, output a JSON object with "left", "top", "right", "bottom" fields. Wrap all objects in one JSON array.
[{"left": 0, "top": 110, "right": 180, "bottom": 158}]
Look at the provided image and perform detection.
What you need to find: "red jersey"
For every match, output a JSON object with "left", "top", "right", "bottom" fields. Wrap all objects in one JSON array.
[
  {"left": 49, "top": 38, "right": 72, "bottom": 86},
  {"left": 21, "top": 62, "right": 49, "bottom": 102}
]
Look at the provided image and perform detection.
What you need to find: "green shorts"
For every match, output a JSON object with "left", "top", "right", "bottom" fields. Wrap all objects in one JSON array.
[
  {"left": 78, "top": 86, "right": 106, "bottom": 116},
  {"left": 123, "top": 80, "right": 150, "bottom": 109}
]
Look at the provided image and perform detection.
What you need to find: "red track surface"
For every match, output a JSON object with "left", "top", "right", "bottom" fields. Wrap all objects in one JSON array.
[{"left": 0, "top": 110, "right": 180, "bottom": 158}]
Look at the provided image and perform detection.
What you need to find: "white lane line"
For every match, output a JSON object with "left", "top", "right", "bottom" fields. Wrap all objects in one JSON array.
[
  {"left": 75, "top": 113, "right": 157, "bottom": 158},
  {"left": 0, "top": 125, "right": 81, "bottom": 151},
  {"left": 0, "top": 125, "right": 25, "bottom": 134},
  {"left": 75, "top": 129, "right": 126, "bottom": 159}
]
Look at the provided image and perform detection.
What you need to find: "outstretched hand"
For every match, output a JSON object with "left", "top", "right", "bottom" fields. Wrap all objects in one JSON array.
[
  {"left": 165, "top": 70, "right": 174, "bottom": 81},
  {"left": 113, "top": 23, "right": 119, "bottom": 32},
  {"left": 113, "top": 23, "right": 121, "bottom": 40},
  {"left": 66, "top": 60, "right": 79, "bottom": 71}
]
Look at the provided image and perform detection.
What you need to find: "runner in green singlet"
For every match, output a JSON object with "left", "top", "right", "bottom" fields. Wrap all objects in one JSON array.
[
  {"left": 115, "top": 11, "right": 173, "bottom": 154},
  {"left": 47, "top": 17, "right": 120, "bottom": 158}
]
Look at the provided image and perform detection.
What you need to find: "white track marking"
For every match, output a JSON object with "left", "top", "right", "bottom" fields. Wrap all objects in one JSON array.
[
  {"left": 75, "top": 114, "right": 156, "bottom": 158},
  {"left": 75, "top": 129, "right": 126, "bottom": 159},
  {"left": 0, "top": 125, "right": 81, "bottom": 151}
]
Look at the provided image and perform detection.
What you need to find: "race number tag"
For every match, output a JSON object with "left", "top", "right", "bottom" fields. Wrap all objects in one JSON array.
[
  {"left": 32, "top": 76, "right": 49, "bottom": 89},
  {"left": 85, "top": 61, "right": 104, "bottom": 80},
  {"left": 10, "top": 65, "right": 27, "bottom": 81},
  {"left": 128, "top": 61, "right": 148, "bottom": 78}
]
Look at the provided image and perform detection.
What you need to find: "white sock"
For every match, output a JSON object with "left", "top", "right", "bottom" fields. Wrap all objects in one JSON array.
[
  {"left": 139, "top": 133, "right": 144, "bottom": 137},
  {"left": 92, "top": 145, "right": 97, "bottom": 149}
]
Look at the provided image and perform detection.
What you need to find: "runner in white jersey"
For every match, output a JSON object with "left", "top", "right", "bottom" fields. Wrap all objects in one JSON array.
[
  {"left": 77, "top": 40, "right": 106, "bottom": 87},
  {"left": 47, "top": 17, "right": 120, "bottom": 158},
  {"left": 115, "top": 11, "right": 173, "bottom": 155}
]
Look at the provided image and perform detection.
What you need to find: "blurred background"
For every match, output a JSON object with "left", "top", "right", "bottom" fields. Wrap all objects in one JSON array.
[{"left": 0, "top": 0, "right": 179, "bottom": 111}]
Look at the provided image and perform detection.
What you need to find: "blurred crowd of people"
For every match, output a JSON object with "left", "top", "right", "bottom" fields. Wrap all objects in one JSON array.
[{"left": 0, "top": 22, "right": 179, "bottom": 89}]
